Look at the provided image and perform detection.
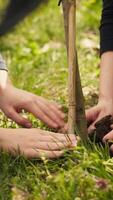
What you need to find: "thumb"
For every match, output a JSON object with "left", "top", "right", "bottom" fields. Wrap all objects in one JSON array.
[
  {"left": 86, "top": 106, "right": 99, "bottom": 123},
  {"left": 88, "top": 113, "right": 103, "bottom": 134},
  {"left": 5, "top": 108, "right": 32, "bottom": 128},
  {"left": 88, "top": 122, "right": 96, "bottom": 134}
]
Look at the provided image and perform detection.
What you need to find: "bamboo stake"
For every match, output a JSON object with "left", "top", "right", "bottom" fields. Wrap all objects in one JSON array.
[
  {"left": 62, "top": 0, "right": 76, "bottom": 135},
  {"left": 76, "top": 54, "right": 88, "bottom": 141},
  {"left": 62, "top": 0, "right": 88, "bottom": 142}
]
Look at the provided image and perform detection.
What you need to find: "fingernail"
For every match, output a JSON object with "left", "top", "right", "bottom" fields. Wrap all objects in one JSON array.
[
  {"left": 58, "top": 105, "right": 62, "bottom": 109},
  {"left": 68, "top": 141, "right": 77, "bottom": 148},
  {"left": 102, "top": 137, "right": 108, "bottom": 143},
  {"left": 61, "top": 113, "right": 65, "bottom": 119},
  {"left": 53, "top": 124, "right": 59, "bottom": 128},
  {"left": 71, "top": 139, "right": 77, "bottom": 146},
  {"left": 60, "top": 122, "right": 65, "bottom": 127},
  {"left": 25, "top": 123, "right": 32, "bottom": 128},
  {"left": 111, "top": 125, "right": 113, "bottom": 129}
]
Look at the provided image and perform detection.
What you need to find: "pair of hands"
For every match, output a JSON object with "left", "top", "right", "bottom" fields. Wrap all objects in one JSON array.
[
  {"left": 0, "top": 81, "right": 77, "bottom": 158},
  {"left": 2, "top": 81, "right": 112, "bottom": 137},
  {"left": 1, "top": 81, "right": 113, "bottom": 158}
]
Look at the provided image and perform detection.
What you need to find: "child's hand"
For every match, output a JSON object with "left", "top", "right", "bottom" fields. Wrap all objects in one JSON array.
[
  {"left": 0, "top": 83, "right": 65, "bottom": 129},
  {"left": 86, "top": 99, "right": 113, "bottom": 133}
]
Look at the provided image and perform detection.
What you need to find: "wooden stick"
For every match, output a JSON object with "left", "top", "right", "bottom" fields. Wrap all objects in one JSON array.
[
  {"left": 76, "top": 54, "right": 88, "bottom": 141},
  {"left": 62, "top": 0, "right": 76, "bottom": 135},
  {"left": 62, "top": 0, "right": 88, "bottom": 141}
]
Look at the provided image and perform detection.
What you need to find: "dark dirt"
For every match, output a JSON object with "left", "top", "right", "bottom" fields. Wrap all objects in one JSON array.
[{"left": 89, "top": 115, "right": 113, "bottom": 144}]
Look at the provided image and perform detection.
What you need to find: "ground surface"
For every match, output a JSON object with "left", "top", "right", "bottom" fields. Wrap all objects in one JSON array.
[{"left": 1, "top": 0, "right": 113, "bottom": 199}]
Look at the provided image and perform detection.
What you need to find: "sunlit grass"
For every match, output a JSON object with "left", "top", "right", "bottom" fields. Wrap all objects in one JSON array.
[{"left": 1, "top": 0, "right": 113, "bottom": 199}]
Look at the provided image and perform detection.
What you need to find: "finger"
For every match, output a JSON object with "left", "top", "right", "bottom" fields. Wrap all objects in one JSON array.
[
  {"left": 54, "top": 104, "right": 63, "bottom": 110},
  {"left": 25, "top": 104, "right": 61, "bottom": 128},
  {"left": 58, "top": 123, "right": 68, "bottom": 134},
  {"left": 49, "top": 104, "right": 65, "bottom": 119},
  {"left": 36, "top": 99, "right": 65, "bottom": 126},
  {"left": 22, "top": 149, "right": 64, "bottom": 159},
  {"left": 24, "top": 95, "right": 65, "bottom": 128},
  {"left": 39, "top": 97, "right": 63, "bottom": 110},
  {"left": 88, "top": 113, "right": 104, "bottom": 134},
  {"left": 88, "top": 122, "right": 97, "bottom": 134},
  {"left": 103, "top": 130, "right": 113, "bottom": 142},
  {"left": 2, "top": 145, "right": 64, "bottom": 159},
  {"left": 109, "top": 145, "right": 113, "bottom": 156},
  {"left": 51, "top": 102, "right": 63, "bottom": 110},
  {"left": 30, "top": 140, "right": 76, "bottom": 151},
  {"left": 40, "top": 99, "right": 66, "bottom": 124},
  {"left": 4, "top": 108, "right": 32, "bottom": 128},
  {"left": 26, "top": 128, "right": 76, "bottom": 143},
  {"left": 35, "top": 100, "right": 65, "bottom": 127},
  {"left": 86, "top": 106, "right": 99, "bottom": 123},
  {"left": 36, "top": 129, "right": 77, "bottom": 144}
]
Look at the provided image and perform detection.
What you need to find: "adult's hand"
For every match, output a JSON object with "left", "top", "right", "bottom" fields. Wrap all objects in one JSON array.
[
  {"left": 0, "top": 128, "right": 77, "bottom": 158},
  {"left": 86, "top": 99, "right": 113, "bottom": 133}
]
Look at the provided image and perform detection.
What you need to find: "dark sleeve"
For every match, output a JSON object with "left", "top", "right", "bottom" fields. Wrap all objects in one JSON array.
[
  {"left": 100, "top": 0, "right": 113, "bottom": 55},
  {"left": 0, "top": 0, "right": 47, "bottom": 37}
]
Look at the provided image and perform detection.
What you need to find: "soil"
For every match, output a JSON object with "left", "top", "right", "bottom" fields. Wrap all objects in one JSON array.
[{"left": 89, "top": 115, "right": 113, "bottom": 144}]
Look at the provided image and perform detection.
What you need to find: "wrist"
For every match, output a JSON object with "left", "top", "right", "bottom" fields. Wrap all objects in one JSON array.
[
  {"left": 99, "top": 93, "right": 113, "bottom": 102},
  {"left": 0, "top": 77, "right": 12, "bottom": 95},
  {"left": 98, "top": 97, "right": 113, "bottom": 109},
  {"left": 0, "top": 55, "right": 8, "bottom": 72}
]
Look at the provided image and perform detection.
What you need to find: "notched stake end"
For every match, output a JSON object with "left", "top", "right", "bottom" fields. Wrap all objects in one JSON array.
[{"left": 58, "top": 0, "right": 62, "bottom": 6}]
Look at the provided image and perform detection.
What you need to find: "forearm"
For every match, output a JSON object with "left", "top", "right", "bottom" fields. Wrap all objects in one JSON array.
[
  {"left": 100, "top": 0, "right": 113, "bottom": 55},
  {"left": 0, "top": 54, "right": 8, "bottom": 91},
  {"left": 99, "top": 0, "right": 113, "bottom": 100},
  {"left": 99, "top": 52, "right": 113, "bottom": 101}
]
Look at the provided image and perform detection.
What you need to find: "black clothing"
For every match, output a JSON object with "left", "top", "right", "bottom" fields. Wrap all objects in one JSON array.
[
  {"left": 100, "top": 0, "right": 113, "bottom": 55},
  {"left": 0, "top": 0, "right": 112, "bottom": 55},
  {"left": 0, "top": 0, "right": 47, "bottom": 36}
]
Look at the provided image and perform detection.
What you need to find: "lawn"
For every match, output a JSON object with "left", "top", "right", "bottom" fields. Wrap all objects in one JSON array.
[{"left": 1, "top": 0, "right": 113, "bottom": 199}]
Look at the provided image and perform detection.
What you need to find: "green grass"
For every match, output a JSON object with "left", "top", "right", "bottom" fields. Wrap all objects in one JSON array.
[{"left": 1, "top": 0, "right": 113, "bottom": 199}]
